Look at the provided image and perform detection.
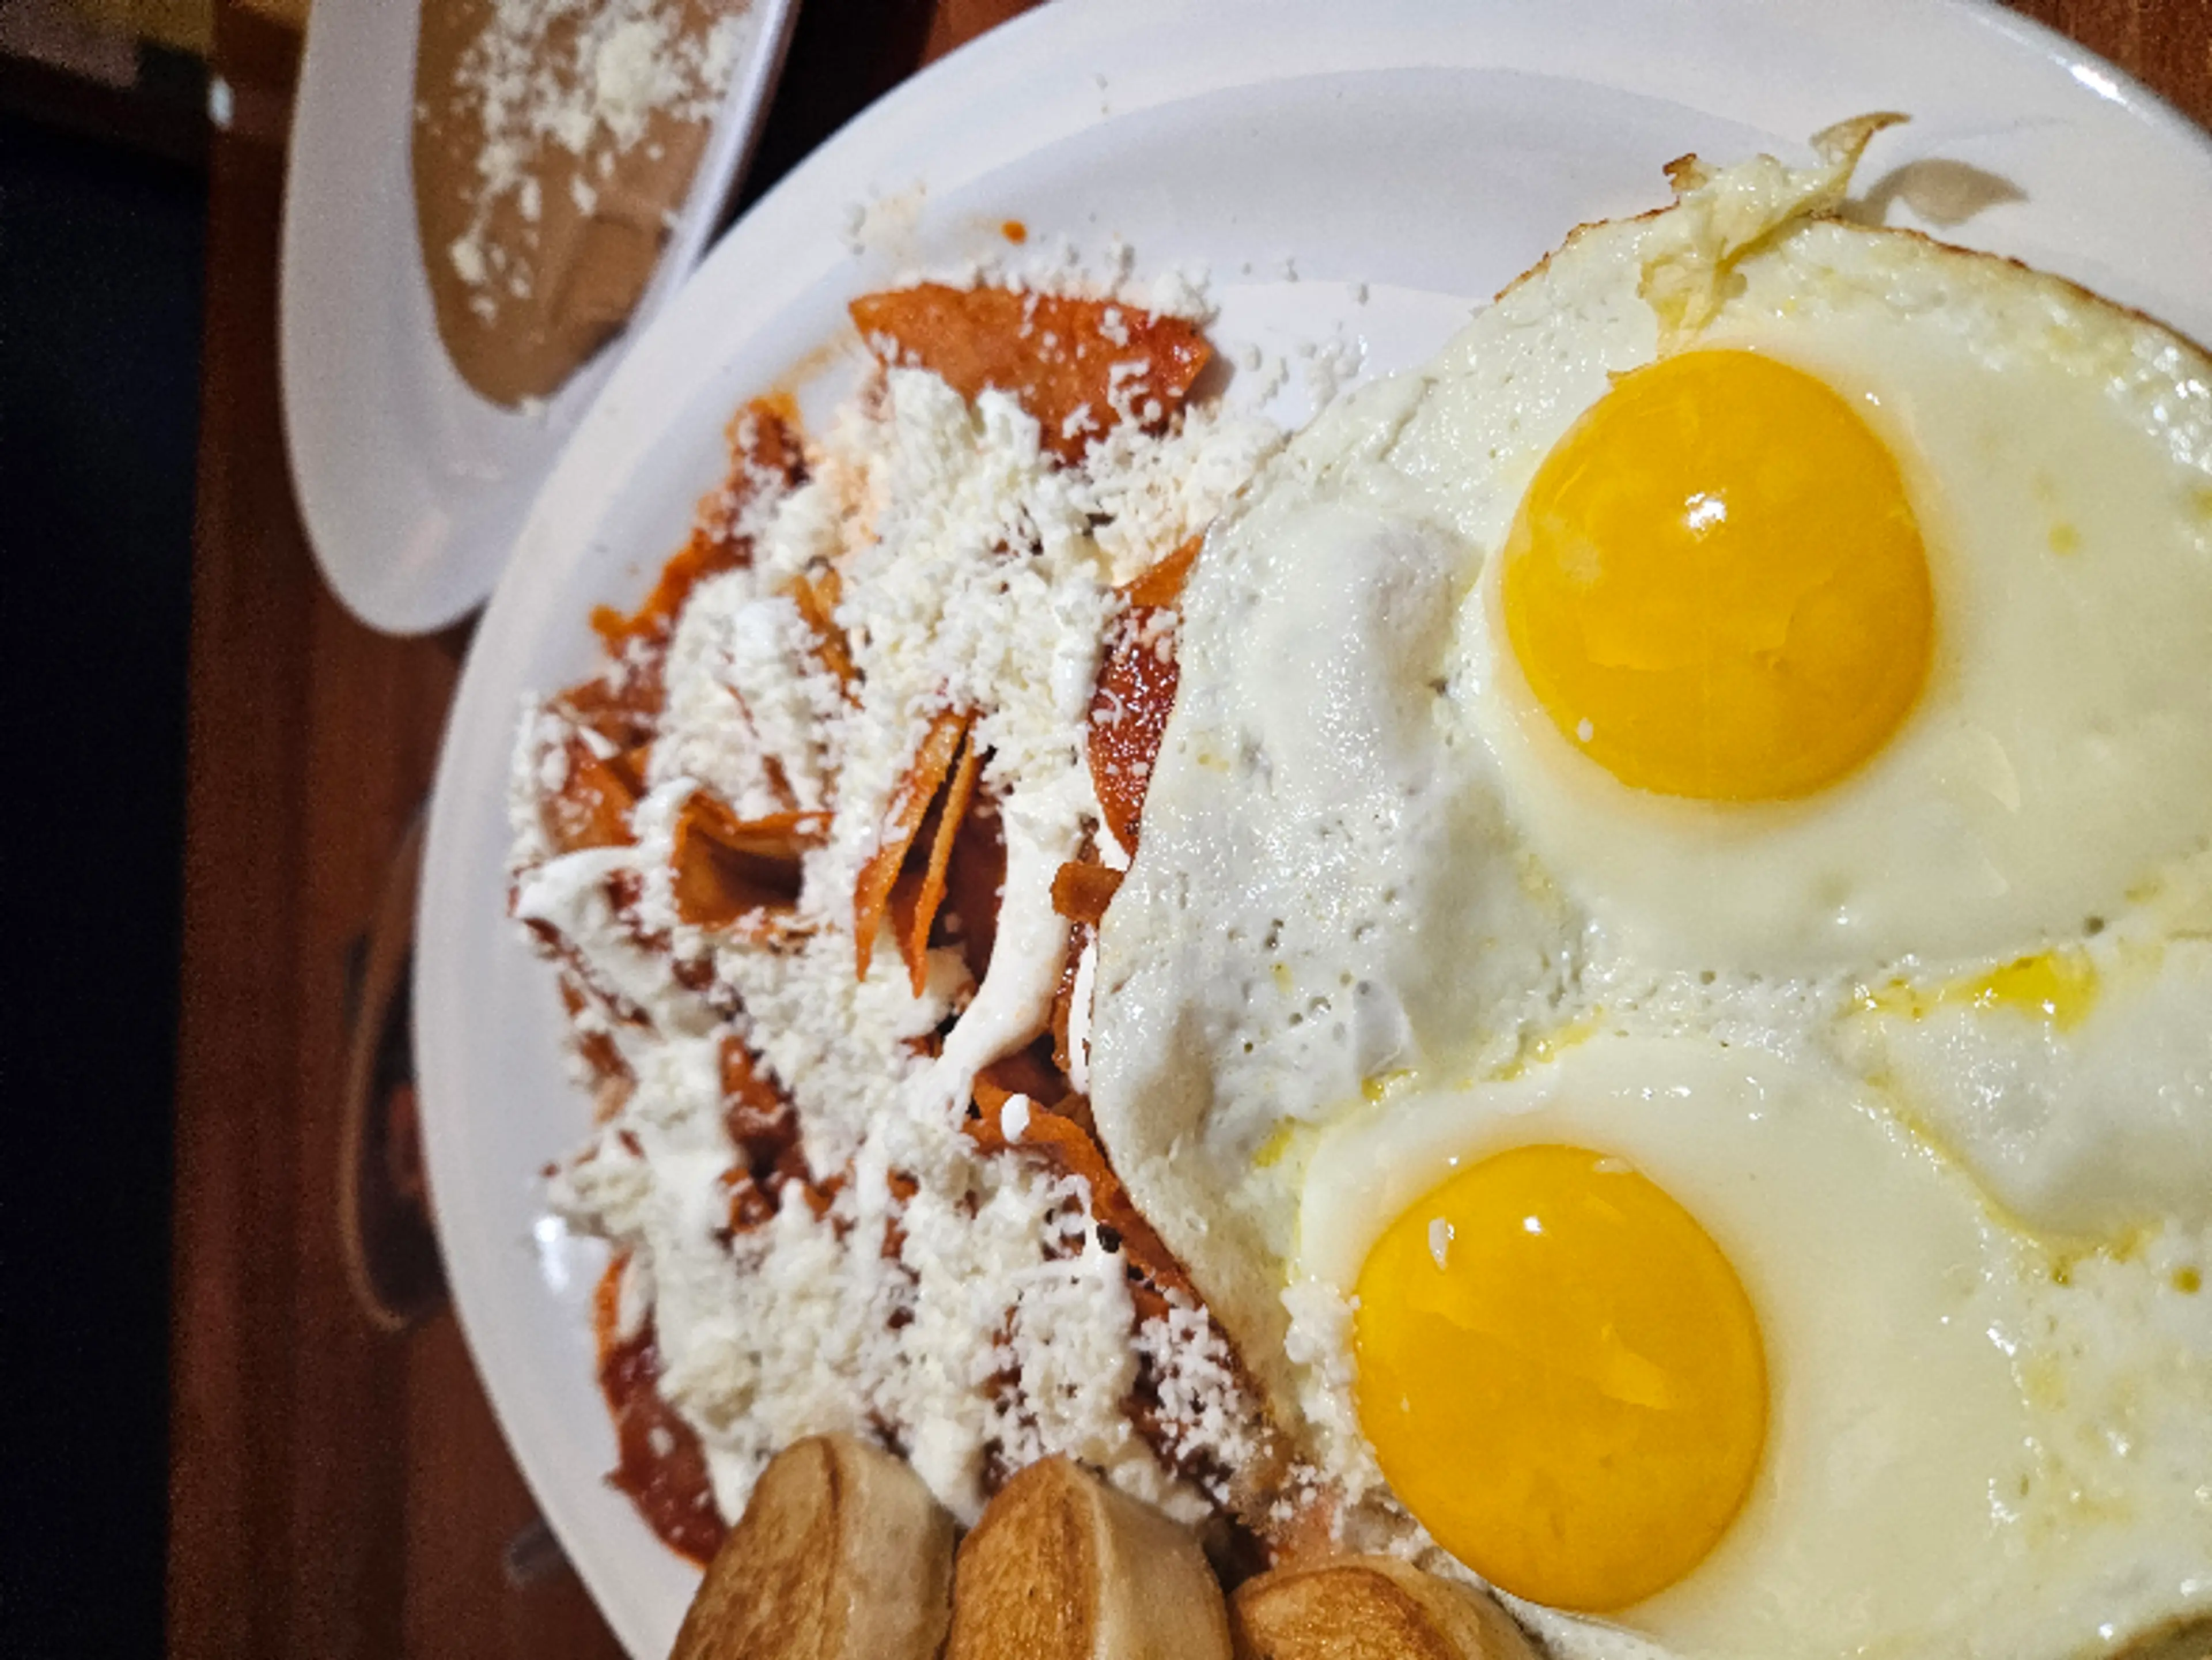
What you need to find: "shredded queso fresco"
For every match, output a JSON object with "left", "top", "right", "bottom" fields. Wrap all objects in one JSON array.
[{"left": 507, "top": 280, "right": 1293, "bottom": 1559}]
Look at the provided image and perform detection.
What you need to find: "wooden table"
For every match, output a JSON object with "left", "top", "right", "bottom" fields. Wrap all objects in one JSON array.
[{"left": 164, "top": 4, "right": 2212, "bottom": 1656}]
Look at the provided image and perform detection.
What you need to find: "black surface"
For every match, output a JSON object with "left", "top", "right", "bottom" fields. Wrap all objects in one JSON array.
[
  {"left": 0, "top": 107, "right": 203, "bottom": 1659},
  {"left": 735, "top": 0, "right": 935, "bottom": 213},
  {"left": 0, "top": 44, "right": 208, "bottom": 171}
]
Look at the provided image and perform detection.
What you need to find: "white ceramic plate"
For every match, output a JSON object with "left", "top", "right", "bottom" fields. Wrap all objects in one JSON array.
[
  {"left": 416, "top": 3, "right": 2212, "bottom": 1653},
  {"left": 279, "top": 0, "right": 801, "bottom": 635}
]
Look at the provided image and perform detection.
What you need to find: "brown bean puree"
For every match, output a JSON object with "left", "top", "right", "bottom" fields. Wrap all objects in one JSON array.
[{"left": 410, "top": 0, "right": 753, "bottom": 406}]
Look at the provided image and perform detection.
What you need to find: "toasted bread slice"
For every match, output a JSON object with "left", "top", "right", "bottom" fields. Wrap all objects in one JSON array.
[
  {"left": 1228, "top": 1556, "right": 1537, "bottom": 1660},
  {"left": 947, "top": 1456, "right": 1233, "bottom": 1660},
  {"left": 671, "top": 1433, "right": 955, "bottom": 1660}
]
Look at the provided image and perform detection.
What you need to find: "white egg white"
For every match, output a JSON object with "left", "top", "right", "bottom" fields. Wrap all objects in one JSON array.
[
  {"left": 1837, "top": 900, "right": 2212, "bottom": 1242},
  {"left": 1089, "top": 388, "right": 1581, "bottom": 1407},
  {"left": 1291, "top": 1031, "right": 2212, "bottom": 1660},
  {"left": 1089, "top": 118, "right": 2212, "bottom": 1659}
]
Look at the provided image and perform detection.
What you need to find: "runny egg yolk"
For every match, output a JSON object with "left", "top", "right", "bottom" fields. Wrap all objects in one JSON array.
[
  {"left": 1501, "top": 350, "right": 1934, "bottom": 801},
  {"left": 1353, "top": 1143, "right": 1767, "bottom": 1612}
]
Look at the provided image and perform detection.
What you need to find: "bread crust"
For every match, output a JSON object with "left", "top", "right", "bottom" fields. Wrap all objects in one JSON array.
[
  {"left": 671, "top": 1434, "right": 955, "bottom": 1660},
  {"left": 948, "top": 1457, "right": 1233, "bottom": 1660},
  {"left": 1229, "top": 1556, "right": 1536, "bottom": 1660}
]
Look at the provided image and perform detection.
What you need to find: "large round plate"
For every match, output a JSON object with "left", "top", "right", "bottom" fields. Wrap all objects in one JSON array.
[
  {"left": 279, "top": 0, "right": 801, "bottom": 634},
  {"left": 416, "top": 3, "right": 2212, "bottom": 1654}
]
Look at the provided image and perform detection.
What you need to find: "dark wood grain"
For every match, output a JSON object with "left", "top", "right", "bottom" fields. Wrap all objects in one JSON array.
[
  {"left": 2012, "top": 0, "right": 2212, "bottom": 123},
  {"left": 164, "top": 4, "right": 2211, "bottom": 1659},
  {"left": 168, "top": 103, "right": 317, "bottom": 1660}
]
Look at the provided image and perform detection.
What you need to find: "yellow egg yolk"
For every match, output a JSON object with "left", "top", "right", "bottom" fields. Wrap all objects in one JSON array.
[
  {"left": 1501, "top": 349, "right": 1933, "bottom": 801},
  {"left": 1353, "top": 1143, "right": 1767, "bottom": 1612}
]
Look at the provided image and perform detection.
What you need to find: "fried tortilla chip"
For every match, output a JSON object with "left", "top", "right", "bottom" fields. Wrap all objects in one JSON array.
[
  {"left": 1122, "top": 534, "right": 1202, "bottom": 609},
  {"left": 1051, "top": 860, "right": 1123, "bottom": 927},
  {"left": 543, "top": 734, "right": 643, "bottom": 854},
  {"left": 850, "top": 285, "right": 1210, "bottom": 464},
  {"left": 787, "top": 569, "right": 858, "bottom": 691},
  {"left": 968, "top": 1071, "right": 1192, "bottom": 1311},
  {"left": 1088, "top": 535, "right": 1203, "bottom": 850},
  {"left": 594, "top": 1256, "right": 725, "bottom": 1564},
  {"left": 670, "top": 795, "right": 822, "bottom": 930},
  {"left": 894, "top": 727, "right": 983, "bottom": 995},
  {"left": 853, "top": 710, "right": 970, "bottom": 978},
  {"left": 593, "top": 399, "right": 804, "bottom": 651}
]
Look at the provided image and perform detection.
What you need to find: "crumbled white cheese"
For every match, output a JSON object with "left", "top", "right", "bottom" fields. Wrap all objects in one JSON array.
[
  {"left": 1302, "top": 331, "right": 1366, "bottom": 411},
  {"left": 647, "top": 570, "right": 790, "bottom": 819},
  {"left": 716, "top": 925, "right": 958, "bottom": 1175},
  {"left": 892, "top": 247, "right": 1216, "bottom": 324},
  {"left": 448, "top": 234, "right": 489, "bottom": 286},
  {"left": 1138, "top": 1294, "right": 1267, "bottom": 1487},
  {"left": 507, "top": 694, "right": 566, "bottom": 869},
  {"left": 1281, "top": 1276, "right": 1388, "bottom": 1508},
  {"left": 723, "top": 593, "right": 842, "bottom": 814},
  {"left": 1086, "top": 402, "right": 1282, "bottom": 585},
  {"left": 802, "top": 370, "right": 1120, "bottom": 913},
  {"left": 513, "top": 323, "right": 1282, "bottom": 1533}
]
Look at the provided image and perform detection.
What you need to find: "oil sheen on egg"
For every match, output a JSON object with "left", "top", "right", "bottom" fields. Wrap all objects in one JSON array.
[
  {"left": 1293, "top": 1034, "right": 2212, "bottom": 1660},
  {"left": 1838, "top": 913, "right": 2212, "bottom": 1243}
]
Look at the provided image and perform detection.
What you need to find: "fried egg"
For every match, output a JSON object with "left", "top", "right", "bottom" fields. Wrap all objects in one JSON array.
[
  {"left": 1434, "top": 131, "right": 2212, "bottom": 981},
  {"left": 1291, "top": 1034, "right": 2212, "bottom": 1660},
  {"left": 1090, "top": 118, "right": 2212, "bottom": 1658}
]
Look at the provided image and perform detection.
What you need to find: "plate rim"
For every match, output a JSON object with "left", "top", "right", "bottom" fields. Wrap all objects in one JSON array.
[
  {"left": 278, "top": 0, "right": 802, "bottom": 636},
  {"left": 415, "top": 3, "right": 2212, "bottom": 1655}
]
